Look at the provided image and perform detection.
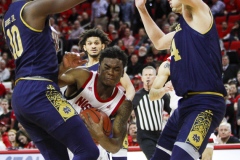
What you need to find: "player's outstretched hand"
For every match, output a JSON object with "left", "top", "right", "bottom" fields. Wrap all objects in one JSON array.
[
  {"left": 63, "top": 52, "right": 87, "bottom": 69},
  {"left": 135, "top": 0, "right": 147, "bottom": 10}
]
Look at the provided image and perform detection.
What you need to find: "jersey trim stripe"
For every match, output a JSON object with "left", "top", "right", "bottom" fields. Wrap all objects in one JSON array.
[
  {"left": 20, "top": 2, "right": 42, "bottom": 32},
  {"left": 111, "top": 95, "right": 126, "bottom": 116}
]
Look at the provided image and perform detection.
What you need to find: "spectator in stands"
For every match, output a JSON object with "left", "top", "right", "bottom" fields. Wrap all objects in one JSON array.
[
  {"left": 80, "top": 12, "right": 91, "bottom": 28},
  {"left": 131, "top": 75, "right": 142, "bottom": 92},
  {"left": 138, "top": 46, "right": 147, "bottom": 64},
  {"left": 128, "top": 122, "right": 139, "bottom": 146},
  {"left": 17, "top": 122, "right": 25, "bottom": 132},
  {"left": 236, "top": 70, "right": 240, "bottom": 91},
  {"left": 129, "top": 110, "right": 136, "bottom": 123},
  {"left": 133, "top": 66, "right": 171, "bottom": 160},
  {"left": 224, "top": 82, "right": 237, "bottom": 136},
  {"left": 143, "top": 54, "right": 156, "bottom": 69},
  {"left": 116, "top": 39, "right": 126, "bottom": 51},
  {"left": 106, "top": 0, "right": 121, "bottom": 29},
  {"left": 153, "top": 0, "right": 169, "bottom": 23},
  {"left": 68, "top": 20, "right": 84, "bottom": 50},
  {"left": 118, "top": 22, "right": 129, "bottom": 39},
  {"left": 119, "top": 0, "right": 134, "bottom": 27},
  {"left": 0, "top": 121, "right": 10, "bottom": 148},
  {"left": 121, "top": 27, "right": 135, "bottom": 49},
  {"left": 70, "top": 45, "right": 80, "bottom": 53},
  {"left": 211, "top": 0, "right": 226, "bottom": 17},
  {"left": 134, "top": 28, "right": 149, "bottom": 50},
  {"left": 222, "top": 55, "right": 239, "bottom": 84},
  {"left": 68, "top": 7, "right": 79, "bottom": 25},
  {"left": 109, "top": 30, "right": 120, "bottom": 47},
  {"left": 16, "top": 130, "right": 36, "bottom": 149},
  {"left": 126, "top": 45, "right": 137, "bottom": 62},
  {"left": 91, "top": 0, "right": 109, "bottom": 31},
  {"left": 1, "top": 52, "right": 15, "bottom": 72},
  {"left": 7, "top": 129, "right": 19, "bottom": 150},
  {"left": 223, "top": 20, "right": 240, "bottom": 41},
  {"left": 167, "top": 12, "right": 178, "bottom": 26},
  {"left": 218, "top": 21, "right": 230, "bottom": 39},
  {"left": 216, "top": 122, "right": 240, "bottom": 144},
  {"left": 0, "top": 99, "right": 11, "bottom": 131},
  {"left": 0, "top": 82, "right": 6, "bottom": 98},
  {"left": 0, "top": 132, "right": 6, "bottom": 150},
  {"left": 0, "top": 60, "right": 10, "bottom": 82},
  {"left": 126, "top": 54, "right": 143, "bottom": 77},
  {"left": 224, "top": 0, "right": 239, "bottom": 17},
  {"left": 106, "top": 23, "right": 116, "bottom": 40},
  {"left": 161, "top": 22, "right": 171, "bottom": 34}
]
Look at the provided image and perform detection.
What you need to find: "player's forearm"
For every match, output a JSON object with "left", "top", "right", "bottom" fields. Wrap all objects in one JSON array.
[
  {"left": 136, "top": 7, "right": 165, "bottom": 48},
  {"left": 125, "top": 85, "right": 135, "bottom": 101},
  {"left": 149, "top": 87, "right": 167, "bottom": 101},
  {"left": 58, "top": 63, "right": 68, "bottom": 78},
  {"left": 57, "top": 63, "right": 70, "bottom": 87}
]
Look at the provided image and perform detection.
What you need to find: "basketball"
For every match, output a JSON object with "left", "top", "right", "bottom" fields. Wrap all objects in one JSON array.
[{"left": 80, "top": 108, "right": 112, "bottom": 136}]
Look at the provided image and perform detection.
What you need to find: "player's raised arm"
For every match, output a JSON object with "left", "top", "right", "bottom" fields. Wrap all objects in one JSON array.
[
  {"left": 149, "top": 61, "right": 171, "bottom": 101},
  {"left": 135, "top": 0, "right": 175, "bottom": 50},
  {"left": 179, "top": 0, "right": 212, "bottom": 33},
  {"left": 22, "top": 0, "right": 87, "bottom": 30},
  {"left": 58, "top": 52, "right": 88, "bottom": 87}
]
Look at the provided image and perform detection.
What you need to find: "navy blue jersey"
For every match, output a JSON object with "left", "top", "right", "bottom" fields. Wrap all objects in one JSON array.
[
  {"left": 170, "top": 15, "right": 226, "bottom": 97},
  {"left": 3, "top": 1, "right": 58, "bottom": 82},
  {"left": 88, "top": 62, "right": 99, "bottom": 71}
]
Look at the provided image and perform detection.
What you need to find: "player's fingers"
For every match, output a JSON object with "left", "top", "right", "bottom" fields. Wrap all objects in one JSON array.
[
  {"left": 87, "top": 112, "right": 94, "bottom": 124},
  {"left": 79, "top": 52, "right": 86, "bottom": 57},
  {"left": 99, "top": 116, "right": 103, "bottom": 125}
]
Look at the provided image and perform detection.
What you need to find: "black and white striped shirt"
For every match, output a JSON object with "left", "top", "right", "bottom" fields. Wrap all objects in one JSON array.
[{"left": 133, "top": 88, "right": 171, "bottom": 131}]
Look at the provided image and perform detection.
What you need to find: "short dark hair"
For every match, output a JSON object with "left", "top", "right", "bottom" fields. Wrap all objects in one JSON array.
[
  {"left": 99, "top": 47, "right": 128, "bottom": 68},
  {"left": 78, "top": 28, "right": 111, "bottom": 49}
]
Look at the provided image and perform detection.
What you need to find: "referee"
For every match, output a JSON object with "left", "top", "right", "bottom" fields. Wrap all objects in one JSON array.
[{"left": 132, "top": 66, "right": 171, "bottom": 160}]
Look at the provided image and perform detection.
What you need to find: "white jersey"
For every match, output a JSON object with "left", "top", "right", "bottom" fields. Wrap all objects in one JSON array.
[{"left": 65, "top": 71, "right": 126, "bottom": 116}]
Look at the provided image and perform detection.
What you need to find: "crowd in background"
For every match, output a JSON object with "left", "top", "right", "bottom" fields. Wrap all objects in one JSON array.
[{"left": 1, "top": 0, "right": 240, "bottom": 150}]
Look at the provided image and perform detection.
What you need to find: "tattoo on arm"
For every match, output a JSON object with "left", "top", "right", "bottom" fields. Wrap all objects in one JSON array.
[
  {"left": 164, "top": 62, "right": 170, "bottom": 69},
  {"left": 114, "top": 100, "right": 133, "bottom": 138}
]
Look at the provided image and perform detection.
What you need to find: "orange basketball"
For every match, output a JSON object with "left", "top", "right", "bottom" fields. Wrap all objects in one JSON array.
[{"left": 81, "top": 108, "right": 112, "bottom": 136}]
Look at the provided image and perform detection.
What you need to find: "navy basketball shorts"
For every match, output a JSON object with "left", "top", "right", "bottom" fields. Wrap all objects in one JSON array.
[{"left": 153, "top": 94, "right": 226, "bottom": 159}]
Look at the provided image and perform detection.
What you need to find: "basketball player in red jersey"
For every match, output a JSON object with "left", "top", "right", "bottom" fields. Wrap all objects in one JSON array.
[{"left": 59, "top": 47, "right": 133, "bottom": 160}]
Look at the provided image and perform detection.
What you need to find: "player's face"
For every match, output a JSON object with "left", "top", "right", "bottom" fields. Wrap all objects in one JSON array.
[
  {"left": 141, "top": 69, "right": 156, "bottom": 86},
  {"left": 83, "top": 37, "right": 105, "bottom": 58},
  {"left": 98, "top": 58, "right": 124, "bottom": 87},
  {"left": 168, "top": 0, "right": 182, "bottom": 13}
]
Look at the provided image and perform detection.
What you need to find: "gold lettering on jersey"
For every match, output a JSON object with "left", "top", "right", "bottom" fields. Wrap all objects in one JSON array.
[
  {"left": 175, "top": 24, "right": 182, "bottom": 32},
  {"left": 186, "top": 110, "right": 213, "bottom": 150},
  {"left": 5, "top": 15, "right": 16, "bottom": 27},
  {"left": 46, "top": 84, "right": 77, "bottom": 121},
  {"left": 122, "top": 134, "right": 128, "bottom": 149},
  {"left": 5, "top": 18, "right": 11, "bottom": 27},
  {"left": 171, "top": 39, "right": 181, "bottom": 61},
  {"left": 11, "top": 15, "right": 16, "bottom": 23}
]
